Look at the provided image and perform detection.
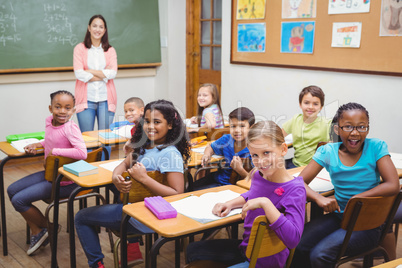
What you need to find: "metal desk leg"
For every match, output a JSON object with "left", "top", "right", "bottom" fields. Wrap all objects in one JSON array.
[
  {"left": 0, "top": 156, "right": 10, "bottom": 256},
  {"left": 68, "top": 186, "right": 85, "bottom": 268},
  {"left": 120, "top": 214, "right": 130, "bottom": 268},
  {"left": 51, "top": 173, "right": 64, "bottom": 268},
  {"left": 150, "top": 237, "right": 172, "bottom": 268}
]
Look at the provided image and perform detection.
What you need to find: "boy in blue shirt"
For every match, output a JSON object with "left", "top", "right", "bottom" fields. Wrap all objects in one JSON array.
[{"left": 193, "top": 107, "right": 255, "bottom": 189}]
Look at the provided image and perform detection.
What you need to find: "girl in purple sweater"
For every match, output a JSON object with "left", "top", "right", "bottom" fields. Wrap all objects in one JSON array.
[
  {"left": 186, "top": 120, "right": 306, "bottom": 268},
  {"left": 7, "top": 90, "right": 87, "bottom": 256}
]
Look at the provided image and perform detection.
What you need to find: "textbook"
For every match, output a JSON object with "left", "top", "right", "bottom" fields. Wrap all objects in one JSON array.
[
  {"left": 11, "top": 138, "right": 44, "bottom": 153},
  {"left": 98, "top": 131, "right": 121, "bottom": 140},
  {"left": 294, "top": 169, "right": 334, "bottom": 193},
  {"left": 63, "top": 160, "right": 98, "bottom": 177},
  {"left": 170, "top": 190, "right": 242, "bottom": 224}
]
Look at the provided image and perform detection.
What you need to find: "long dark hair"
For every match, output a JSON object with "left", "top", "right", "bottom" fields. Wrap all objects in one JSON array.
[
  {"left": 331, "top": 102, "right": 369, "bottom": 142},
  {"left": 83, "top": 14, "right": 111, "bottom": 52},
  {"left": 130, "top": 100, "right": 190, "bottom": 164}
]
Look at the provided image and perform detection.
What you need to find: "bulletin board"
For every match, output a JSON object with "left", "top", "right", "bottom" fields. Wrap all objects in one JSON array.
[{"left": 231, "top": 0, "right": 402, "bottom": 76}]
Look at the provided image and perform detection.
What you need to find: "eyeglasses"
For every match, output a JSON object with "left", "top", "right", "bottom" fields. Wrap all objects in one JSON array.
[{"left": 338, "top": 125, "right": 369, "bottom": 133}]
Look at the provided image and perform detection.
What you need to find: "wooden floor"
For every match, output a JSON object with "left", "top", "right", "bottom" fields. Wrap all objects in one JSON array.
[{"left": 0, "top": 145, "right": 401, "bottom": 267}]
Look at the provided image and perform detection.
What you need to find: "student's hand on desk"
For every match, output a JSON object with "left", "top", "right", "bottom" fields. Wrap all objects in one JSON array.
[
  {"left": 127, "top": 162, "right": 148, "bottom": 183},
  {"left": 201, "top": 154, "right": 211, "bottom": 167},
  {"left": 241, "top": 197, "right": 270, "bottom": 220},
  {"left": 112, "top": 174, "right": 132, "bottom": 193},
  {"left": 316, "top": 195, "right": 340, "bottom": 213},
  {"left": 212, "top": 202, "right": 232, "bottom": 217},
  {"left": 230, "top": 156, "right": 243, "bottom": 173},
  {"left": 24, "top": 144, "right": 38, "bottom": 155},
  {"left": 190, "top": 116, "right": 197, "bottom": 124}
]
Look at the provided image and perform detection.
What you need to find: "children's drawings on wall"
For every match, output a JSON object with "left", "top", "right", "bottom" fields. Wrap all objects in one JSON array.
[
  {"left": 237, "top": 0, "right": 266, "bottom": 20},
  {"left": 331, "top": 22, "right": 362, "bottom": 48},
  {"left": 237, "top": 23, "right": 266, "bottom": 52},
  {"left": 281, "top": 21, "right": 315, "bottom": 53},
  {"left": 282, "top": 0, "right": 317, "bottom": 19},
  {"left": 328, "top": 0, "right": 371, "bottom": 14},
  {"left": 380, "top": 0, "right": 402, "bottom": 36}
]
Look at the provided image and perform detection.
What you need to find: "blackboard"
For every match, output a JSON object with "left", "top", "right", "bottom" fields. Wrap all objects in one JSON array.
[
  {"left": 231, "top": 0, "right": 402, "bottom": 76},
  {"left": 0, "top": 0, "right": 161, "bottom": 73}
]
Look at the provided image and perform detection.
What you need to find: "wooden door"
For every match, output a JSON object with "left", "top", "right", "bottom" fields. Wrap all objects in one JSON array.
[{"left": 186, "top": 0, "right": 222, "bottom": 118}]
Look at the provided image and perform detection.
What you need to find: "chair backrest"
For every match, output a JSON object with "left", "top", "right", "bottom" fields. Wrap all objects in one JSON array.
[
  {"left": 337, "top": 191, "right": 402, "bottom": 261},
  {"left": 228, "top": 157, "right": 253, "bottom": 185},
  {"left": 44, "top": 147, "right": 103, "bottom": 182},
  {"left": 195, "top": 127, "right": 230, "bottom": 141},
  {"left": 246, "top": 215, "right": 287, "bottom": 267},
  {"left": 121, "top": 170, "right": 167, "bottom": 204}
]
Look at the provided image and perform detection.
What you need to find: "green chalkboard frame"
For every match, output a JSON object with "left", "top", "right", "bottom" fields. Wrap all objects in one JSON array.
[{"left": 0, "top": 0, "right": 161, "bottom": 74}]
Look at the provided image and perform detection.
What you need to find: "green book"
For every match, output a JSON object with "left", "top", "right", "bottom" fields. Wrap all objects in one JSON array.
[{"left": 63, "top": 160, "right": 98, "bottom": 177}]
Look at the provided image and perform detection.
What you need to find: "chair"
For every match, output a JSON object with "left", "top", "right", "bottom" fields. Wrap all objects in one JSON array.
[
  {"left": 334, "top": 191, "right": 402, "bottom": 268},
  {"left": 111, "top": 170, "right": 168, "bottom": 268},
  {"left": 26, "top": 147, "right": 105, "bottom": 244},
  {"left": 185, "top": 215, "right": 295, "bottom": 268}
]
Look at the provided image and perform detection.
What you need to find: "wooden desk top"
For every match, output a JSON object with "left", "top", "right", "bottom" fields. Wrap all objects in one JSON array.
[
  {"left": 82, "top": 130, "right": 128, "bottom": 146},
  {"left": 0, "top": 140, "right": 101, "bottom": 158},
  {"left": 187, "top": 150, "right": 223, "bottom": 168},
  {"left": 122, "top": 185, "right": 247, "bottom": 238},
  {"left": 372, "top": 258, "right": 402, "bottom": 268},
  {"left": 58, "top": 159, "right": 122, "bottom": 188}
]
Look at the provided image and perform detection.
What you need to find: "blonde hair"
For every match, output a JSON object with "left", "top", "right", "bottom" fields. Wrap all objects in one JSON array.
[
  {"left": 246, "top": 121, "right": 285, "bottom": 181},
  {"left": 247, "top": 120, "right": 285, "bottom": 146}
]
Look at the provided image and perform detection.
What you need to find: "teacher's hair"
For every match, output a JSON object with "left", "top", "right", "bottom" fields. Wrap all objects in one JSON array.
[{"left": 84, "top": 14, "right": 111, "bottom": 52}]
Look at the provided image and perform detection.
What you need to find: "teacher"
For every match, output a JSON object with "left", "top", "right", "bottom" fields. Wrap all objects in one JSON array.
[{"left": 73, "top": 14, "right": 117, "bottom": 132}]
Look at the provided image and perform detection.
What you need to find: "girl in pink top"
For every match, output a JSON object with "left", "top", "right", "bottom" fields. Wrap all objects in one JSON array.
[
  {"left": 7, "top": 90, "right": 87, "bottom": 256},
  {"left": 73, "top": 14, "right": 118, "bottom": 133}
]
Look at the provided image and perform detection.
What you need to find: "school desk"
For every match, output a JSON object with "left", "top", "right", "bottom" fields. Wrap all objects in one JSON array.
[
  {"left": 120, "top": 184, "right": 248, "bottom": 268},
  {"left": 372, "top": 258, "right": 402, "bottom": 268},
  {"left": 51, "top": 159, "right": 120, "bottom": 268},
  {"left": 82, "top": 129, "right": 129, "bottom": 160},
  {"left": 0, "top": 139, "right": 101, "bottom": 257}
]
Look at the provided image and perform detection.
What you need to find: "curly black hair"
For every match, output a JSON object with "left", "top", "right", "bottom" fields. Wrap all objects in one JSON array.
[
  {"left": 130, "top": 100, "right": 190, "bottom": 164},
  {"left": 330, "top": 102, "right": 369, "bottom": 142}
]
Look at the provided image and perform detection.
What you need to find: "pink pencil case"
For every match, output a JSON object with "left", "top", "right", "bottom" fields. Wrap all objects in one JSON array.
[{"left": 144, "top": 196, "right": 177, "bottom": 220}]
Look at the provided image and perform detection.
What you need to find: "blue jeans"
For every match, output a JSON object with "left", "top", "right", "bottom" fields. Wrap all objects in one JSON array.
[
  {"left": 186, "top": 239, "right": 247, "bottom": 266},
  {"left": 7, "top": 171, "right": 78, "bottom": 212},
  {"left": 291, "top": 213, "right": 382, "bottom": 268},
  {"left": 75, "top": 204, "right": 153, "bottom": 267},
  {"left": 77, "top": 101, "right": 114, "bottom": 160},
  {"left": 76, "top": 101, "right": 115, "bottom": 132}
]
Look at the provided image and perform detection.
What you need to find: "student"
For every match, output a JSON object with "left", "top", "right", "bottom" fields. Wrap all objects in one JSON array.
[
  {"left": 186, "top": 121, "right": 306, "bottom": 267},
  {"left": 282, "top": 85, "right": 331, "bottom": 169},
  {"left": 291, "top": 102, "right": 400, "bottom": 268},
  {"left": 190, "top": 83, "right": 224, "bottom": 130},
  {"left": 119, "top": 97, "right": 145, "bottom": 156},
  {"left": 75, "top": 100, "right": 190, "bottom": 268},
  {"left": 193, "top": 107, "right": 255, "bottom": 189},
  {"left": 7, "top": 90, "right": 87, "bottom": 256},
  {"left": 73, "top": 14, "right": 118, "bottom": 133}
]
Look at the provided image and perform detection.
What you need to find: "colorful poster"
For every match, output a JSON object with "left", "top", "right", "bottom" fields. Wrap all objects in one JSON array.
[
  {"left": 237, "top": 23, "right": 266, "bottom": 52},
  {"left": 280, "top": 21, "right": 315, "bottom": 54},
  {"left": 380, "top": 0, "right": 402, "bottom": 36},
  {"left": 331, "top": 22, "right": 362, "bottom": 48},
  {"left": 328, "top": 0, "right": 371, "bottom": 15},
  {"left": 237, "top": 0, "right": 266, "bottom": 20},
  {"left": 282, "top": 0, "right": 317, "bottom": 19}
]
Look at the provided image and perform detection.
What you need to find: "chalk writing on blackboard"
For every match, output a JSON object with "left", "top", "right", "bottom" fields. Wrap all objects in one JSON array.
[
  {"left": 42, "top": 2, "right": 78, "bottom": 46},
  {"left": 0, "top": 2, "right": 21, "bottom": 47}
]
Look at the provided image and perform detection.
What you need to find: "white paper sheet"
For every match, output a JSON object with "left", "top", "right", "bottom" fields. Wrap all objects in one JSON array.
[{"left": 99, "top": 160, "right": 124, "bottom": 172}]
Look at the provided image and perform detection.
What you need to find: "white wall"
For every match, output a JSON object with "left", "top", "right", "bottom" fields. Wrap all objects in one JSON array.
[{"left": 220, "top": 1, "right": 402, "bottom": 152}]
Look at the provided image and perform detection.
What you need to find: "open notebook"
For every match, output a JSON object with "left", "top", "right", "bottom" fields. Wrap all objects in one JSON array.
[
  {"left": 170, "top": 190, "right": 242, "bottom": 224},
  {"left": 294, "top": 169, "right": 334, "bottom": 193}
]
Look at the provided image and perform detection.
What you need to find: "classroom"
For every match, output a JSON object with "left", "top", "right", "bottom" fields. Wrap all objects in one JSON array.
[{"left": 1, "top": 0, "right": 402, "bottom": 267}]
